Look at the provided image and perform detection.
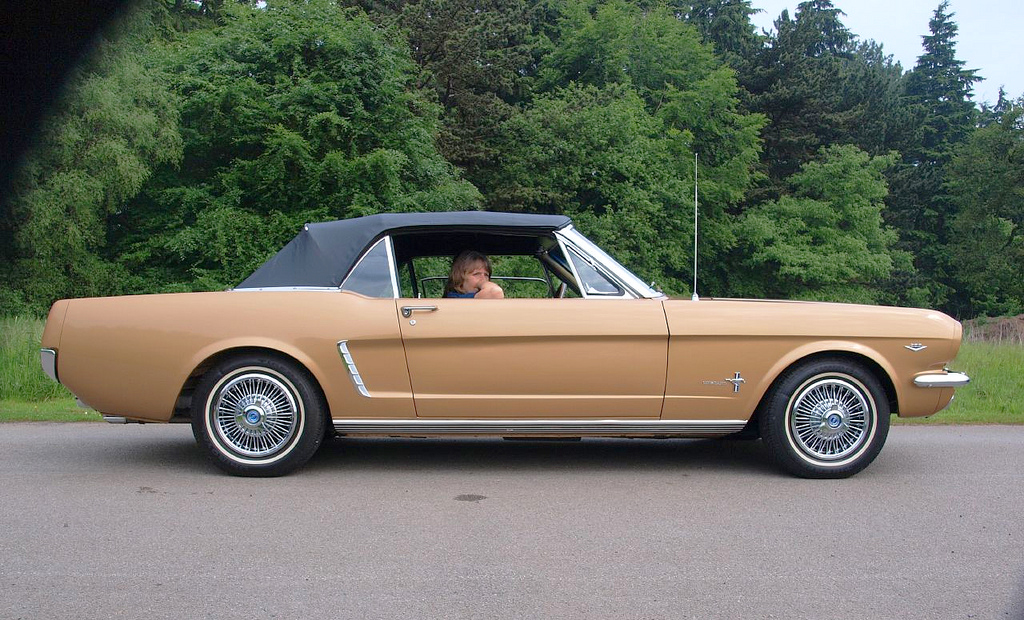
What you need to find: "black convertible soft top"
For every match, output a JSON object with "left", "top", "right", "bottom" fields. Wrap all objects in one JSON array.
[{"left": 235, "top": 211, "right": 572, "bottom": 289}]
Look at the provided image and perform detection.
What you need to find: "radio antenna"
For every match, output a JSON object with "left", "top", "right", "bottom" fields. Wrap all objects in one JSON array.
[{"left": 692, "top": 152, "right": 699, "bottom": 302}]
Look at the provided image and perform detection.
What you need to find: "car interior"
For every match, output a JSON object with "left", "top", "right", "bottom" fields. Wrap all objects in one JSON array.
[{"left": 391, "top": 230, "right": 584, "bottom": 299}]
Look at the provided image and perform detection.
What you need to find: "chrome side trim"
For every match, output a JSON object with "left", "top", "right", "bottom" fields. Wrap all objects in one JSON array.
[
  {"left": 914, "top": 371, "right": 970, "bottom": 388},
  {"left": 231, "top": 286, "right": 341, "bottom": 292},
  {"left": 337, "top": 341, "right": 371, "bottom": 397},
  {"left": 332, "top": 418, "right": 746, "bottom": 435},
  {"left": 40, "top": 348, "right": 58, "bottom": 383}
]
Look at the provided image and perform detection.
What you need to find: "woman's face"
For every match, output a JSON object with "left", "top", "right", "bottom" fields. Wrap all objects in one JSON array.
[{"left": 462, "top": 260, "right": 490, "bottom": 292}]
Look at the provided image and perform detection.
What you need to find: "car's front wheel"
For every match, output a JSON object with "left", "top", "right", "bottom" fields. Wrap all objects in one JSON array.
[
  {"left": 759, "top": 358, "right": 890, "bottom": 478},
  {"left": 191, "top": 355, "right": 325, "bottom": 477}
]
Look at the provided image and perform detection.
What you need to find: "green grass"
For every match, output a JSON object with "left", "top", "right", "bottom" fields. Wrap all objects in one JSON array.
[
  {"left": 1, "top": 315, "right": 1021, "bottom": 424},
  {"left": 1, "top": 315, "right": 98, "bottom": 421},
  {"left": 0, "top": 399, "right": 101, "bottom": 422},
  {"left": 1, "top": 316, "right": 73, "bottom": 401}
]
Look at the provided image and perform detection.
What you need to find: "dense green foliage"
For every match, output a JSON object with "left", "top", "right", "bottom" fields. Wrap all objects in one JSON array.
[
  {"left": 116, "top": 0, "right": 481, "bottom": 291},
  {"left": 2, "top": 8, "right": 182, "bottom": 313},
  {"left": 946, "top": 105, "right": 1024, "bottom": 316},
  {"left": 734, "top": 145, "right": 899, "bottom": 302},
  {"left": 884, "top": 1, "right": 982, "bottom": 310},
  {"left": 1, "top": 0, "right": 1020, "bottom": 319},
  {"left": 490, "top": 0, "right": 763, "bottom": 293}
]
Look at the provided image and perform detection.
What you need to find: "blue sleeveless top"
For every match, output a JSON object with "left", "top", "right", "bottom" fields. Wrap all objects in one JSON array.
[{"left": 445, "top": 290, "right": 476, "bottom": 298}]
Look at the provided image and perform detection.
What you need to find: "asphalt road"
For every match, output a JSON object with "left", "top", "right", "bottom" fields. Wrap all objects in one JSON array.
[{"left": 1, "top": 423, "right": 1021, "bottom": 620}]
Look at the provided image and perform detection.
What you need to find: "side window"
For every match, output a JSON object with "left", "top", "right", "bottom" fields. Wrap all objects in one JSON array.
[
  {"left": 406, "top": 255, "right": 554, "bottom": 298},
  {"left": 408, "top": 256, "right": 452, "bottom": 298},
  {"left": 341, "top": 238, "right": 397, "bottom": 298},
  {"left": 567, "top": 246, "right": 623, "bottom": 296}
]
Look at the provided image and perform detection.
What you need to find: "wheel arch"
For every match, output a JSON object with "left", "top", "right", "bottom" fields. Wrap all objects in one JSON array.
[
  {"left": 174, "top": 346, "right": 331, "bottom": 423},
  {"left": 746, "top": 349, "right": 898, "bottom": 430}
]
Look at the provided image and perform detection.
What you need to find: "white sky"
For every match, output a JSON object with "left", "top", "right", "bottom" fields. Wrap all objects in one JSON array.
[{"left": 749, "top": 0, "right": 1023, "bottom": 104}]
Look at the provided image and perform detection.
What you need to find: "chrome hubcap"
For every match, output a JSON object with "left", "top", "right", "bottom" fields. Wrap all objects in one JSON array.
[
  {"left": 242, "top": 405, "right": 264, "bottom": 427},
  {"left": 789, "top": 376, "right": 872, "bottom": 462},
  {"left": 823, "top": 408, "right": 847, "bottom": 433},
  {"left": 212, "top": 371, "right": 300, "bottom": 459}
]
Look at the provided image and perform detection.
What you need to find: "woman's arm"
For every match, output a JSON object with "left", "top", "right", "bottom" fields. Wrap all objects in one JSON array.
[{"left": 475, "top": 281, "right": 504, "bottom": 299}]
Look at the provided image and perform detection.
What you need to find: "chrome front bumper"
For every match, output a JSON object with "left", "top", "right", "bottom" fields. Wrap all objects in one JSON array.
[
  {"left": 40, "top": 348, "right": 58, "bottom": 383},
  {"left": 914, "top": 371, "right": 971, "bottom": 388}
]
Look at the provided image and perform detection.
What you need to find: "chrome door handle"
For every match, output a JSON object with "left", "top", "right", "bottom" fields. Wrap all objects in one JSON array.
[{"left": 401, "top": 305, "right": 438, "bottom": 318}]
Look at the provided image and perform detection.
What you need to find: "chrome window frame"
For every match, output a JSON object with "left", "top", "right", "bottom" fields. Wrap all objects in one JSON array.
[
  {"left": 562, "top": 243, "right": 629, "bottom": 299},
  {"left": 340, "top": 235, "right": 399, "bottom": 298},
  {"left": 554, "top": 227, "right": 662, "bottom": 299},
  {"left": 231, "top": 286, "right": 342, "bottom": 292}
]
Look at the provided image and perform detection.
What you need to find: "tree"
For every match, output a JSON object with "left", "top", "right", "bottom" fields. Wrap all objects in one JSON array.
[
  {"left": 120, "top": 0, "right": 480, "bottom": 291},
  {"left": 978, "top": 86, "right": 1014, "bottom": 127},
  {"left": 742, "top": 0, "right": 857, "bottom": 196},
  {"left": 489, "top": 0, "right": 762, "bottom": 295},
  {"left": 336, "top": 0, "right": 540, "bottom": 190},
  {"left": 397, "top": 0, "right": 538, "bottom": 175},
  {"left": 734, "top": 145, "right": 899, "bottom": 303},
  {"left": 673, "top": 0, "right": 762, "bottom": 70},
  {"left": 1, "top": 3, "right": 183, "bottom": 313},
  {"left": 945, "top": 102, "right": 1024, "bottom": 317},
  {"left": 902, "top": 1, "right": 980, "bottom": 155},
  {"left": 885, "top": 0, "right": 981, "bottom": 309},
  {"left": 841, "top": 41, "right": 917, "bottom": 158},
  {"left": 488, "top": 83, "right": 695, "bottom": 290}
]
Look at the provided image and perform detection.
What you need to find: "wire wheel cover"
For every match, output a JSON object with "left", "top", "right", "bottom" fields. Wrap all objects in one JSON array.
[
  {"left": 211, "top": 371, "right": 301, "bottom": 458},
  {"left": 788, "top": 376, "right": 873, "bottom": 462}
]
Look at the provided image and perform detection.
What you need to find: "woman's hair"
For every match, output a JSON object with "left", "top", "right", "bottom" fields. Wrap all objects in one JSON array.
[{"left": 443, "top": 250, "right": 492, "bottom": 296}]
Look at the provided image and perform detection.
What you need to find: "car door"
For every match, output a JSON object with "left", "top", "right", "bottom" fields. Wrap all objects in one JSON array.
[{"left": 397, "top": 298, "right": 668, "bottom": 418}]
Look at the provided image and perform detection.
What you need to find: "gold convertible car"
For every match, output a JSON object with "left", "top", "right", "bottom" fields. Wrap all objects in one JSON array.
[{"left": 40, "top": 212, "right": 969, "bottom": 478}]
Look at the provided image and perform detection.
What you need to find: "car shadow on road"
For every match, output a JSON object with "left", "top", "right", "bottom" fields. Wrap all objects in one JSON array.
[
  {"left": 85, "top": 430, "right": 212, "bottom": 474},
  {"left": 72, "top": 427, "right": 779, "bottom": 478},
  {"left": 305, "top": 436, "right": 779, "bottom": 477}
]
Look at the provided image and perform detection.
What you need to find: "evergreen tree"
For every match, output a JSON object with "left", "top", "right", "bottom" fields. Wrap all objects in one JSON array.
[
  {"left": 885, "top": 0, "right": 981, "bottom": 309},
  {"left": 671, "top": 0, "right": 762, "bottom": 70},
  {"left": 842, "top": 41, "right": 916, "bottom": 158},
  {"left": 337, "top": 0, "right": 539, "bottom": 190},
  {"left": 945, "top": 100, "right": 1024, "bottom": 317},
  {"left": 401, "top": 0, "right": 536, "bottom": 176},
  {"left": 742, "top": 1, "right": 856, "bottom": 197},
  {"left": 978, "top": 86, "right": 1013, "bottom": 127}
]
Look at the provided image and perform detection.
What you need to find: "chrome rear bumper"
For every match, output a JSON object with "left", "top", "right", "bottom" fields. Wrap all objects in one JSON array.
[{"left": 40, "top": 348, "right": 58, "bottom": 383}]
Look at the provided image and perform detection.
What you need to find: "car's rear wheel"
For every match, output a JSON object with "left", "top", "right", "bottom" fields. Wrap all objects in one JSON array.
[
  {"left": 191, "top": 355, "right": 325, "bottom": 477},
  {"left": 759, "top": 358, "right": 889, "bottom": 478}
]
